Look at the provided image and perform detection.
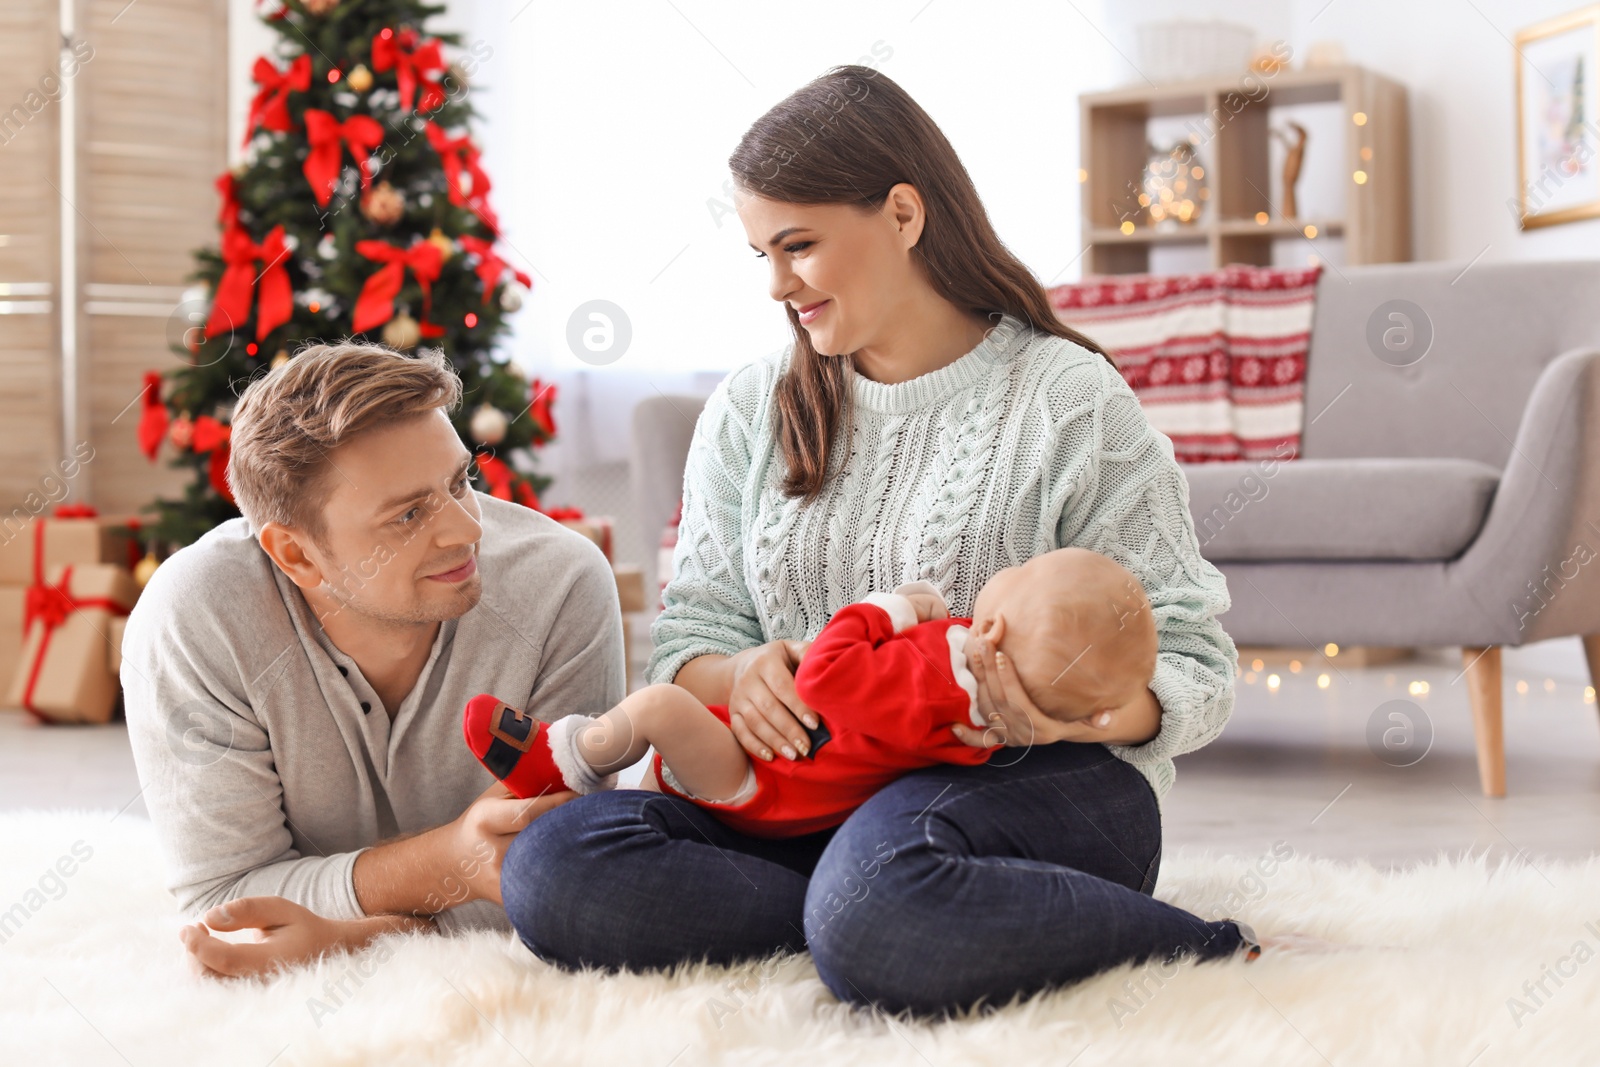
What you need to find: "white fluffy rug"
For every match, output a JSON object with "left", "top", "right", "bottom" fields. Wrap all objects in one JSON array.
[{"left": 3, "top": 810, "right": 1598, "bottom": 1067}]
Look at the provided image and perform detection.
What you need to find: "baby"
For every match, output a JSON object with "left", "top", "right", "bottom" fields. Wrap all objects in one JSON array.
[{"left": 462, "top": 546, "right": 1159, "bottom": 838}]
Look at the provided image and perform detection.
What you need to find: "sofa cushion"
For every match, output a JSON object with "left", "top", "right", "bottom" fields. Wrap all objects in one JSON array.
[{"left": 1182, "top": 457, "right": 1501, "bottom": 562}]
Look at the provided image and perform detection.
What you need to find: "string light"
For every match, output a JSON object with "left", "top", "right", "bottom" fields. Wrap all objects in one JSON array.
[{"left": 464, "top": 312, "right": 478, "bottom": 328}]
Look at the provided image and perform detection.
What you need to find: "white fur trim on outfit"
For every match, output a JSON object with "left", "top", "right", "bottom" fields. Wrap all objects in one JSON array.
[
  {"left": 659, "top": 758, "right": 758, "bottom": 807},
  {"left": 860, "top": 591, "right": 919, "bottom": 634},
  {"left": 945, "top": 624, "right": 984, "bottom": 727},
  {"left": 545, "top": 714, "right": 618, "bottom": 795}
]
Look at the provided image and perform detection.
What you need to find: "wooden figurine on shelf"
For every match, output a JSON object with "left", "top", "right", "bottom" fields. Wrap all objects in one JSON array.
[{"left": 1271, "top": 121, "right": 1308, "bottom": 219}]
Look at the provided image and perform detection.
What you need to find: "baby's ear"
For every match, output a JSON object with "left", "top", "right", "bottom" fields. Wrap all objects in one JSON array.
[{"left": 975, "top": 612, "right": 1007, "bottom": 644}]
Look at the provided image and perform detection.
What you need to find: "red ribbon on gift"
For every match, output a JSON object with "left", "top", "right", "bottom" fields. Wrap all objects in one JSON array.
[
  {"left": 302, "top": 110, "right": 384, "bottom": 208},
  {"left": 24, "top": 518, "right": 130, "bottom": 723},
  {"left": 457, "top": 235, "right": 530, "bottom": 306},
  {"left": 205, "top": 225, "right": 293, "bottom": 341},
  {"left": 542, "top": 506, "right": 584, "bottom": 521},
  {"left": 352, "top": 239, "right": 445, "bottom": 337},
  {"left": 244, "top": 54, "right": 310, "bottom": 148},
  {"left": 137, "top": 371, "right": 168, "bottom": 463},
  {"left": 18, "top": 563, "right": 132, "bottom": 723},
  {"left": 372, "top": 28, "right": 446, "bottom": 114}
]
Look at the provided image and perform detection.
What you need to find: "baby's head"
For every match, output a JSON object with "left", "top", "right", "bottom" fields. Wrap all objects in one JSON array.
[{"left": 969, "top": 548, "right": 1158, "bottom": 724}]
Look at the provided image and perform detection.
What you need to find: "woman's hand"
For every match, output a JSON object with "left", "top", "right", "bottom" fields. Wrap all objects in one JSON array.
[
  {"left": 727, "top": 639, "right": 816, "bottom": 762},
  {"left": 950, "top": 630, "right": 1163, "bottom": 750}
]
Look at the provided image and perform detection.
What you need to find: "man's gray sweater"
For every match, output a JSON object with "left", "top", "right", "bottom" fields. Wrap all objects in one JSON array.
[{"left": 121, "top": 491, "right": 625, "bottom": 935}]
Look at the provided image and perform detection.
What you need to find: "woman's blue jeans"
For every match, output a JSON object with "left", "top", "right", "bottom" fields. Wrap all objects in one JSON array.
[{"left": 500, "top": 740, "right": 1245, "bottom": 1015}]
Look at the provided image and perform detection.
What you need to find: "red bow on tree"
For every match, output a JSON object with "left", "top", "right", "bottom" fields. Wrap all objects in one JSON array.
[
  {"left": 137, "top": 372, "right": 168, "bottom": 462},
  {"left": 457, "top": 235, "right": 531, "bottom": 305},
  {"left": 302, "top": 110, "right": 384, "bottom": 207},
  {"left": 474, "top": 450, "right": 514, "bottom": 500},
  {"left": 352, "top": 239, "right": 446, "bottom": 337},
  {"left": 528, "top": 378, "right": 557, "bottom": 442},
  {"left": 216, "top": 172, "right": 240, "bottom": 229},
  {"left": 424, "top": 123, "right": 498, "bottom": 229},
  {"left": 244, "top": 54, "right": 310, "bottom": 147},
  {"left": 190, "top": 416, "right": 235, "bottom": 504},
  {"left": 372, "top": 28, "right": 447, "bottom": 114},
  {"left": 205, "top": 224, "right": 293, "bottom": 341}
]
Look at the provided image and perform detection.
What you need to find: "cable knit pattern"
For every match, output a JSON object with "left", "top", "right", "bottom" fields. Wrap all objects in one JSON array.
[{"left": 647, "top": 313, "right": 1239, "bottom": 809}]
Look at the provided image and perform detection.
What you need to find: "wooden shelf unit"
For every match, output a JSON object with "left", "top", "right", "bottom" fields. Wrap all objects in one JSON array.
[{"left": 1078, "top": 63, "right": 1411, "bottom": 275}]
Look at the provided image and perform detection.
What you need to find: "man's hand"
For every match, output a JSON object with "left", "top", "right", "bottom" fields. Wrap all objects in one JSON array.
[
  {"left": 450, "top": 780, "right": 576, "bottom": 907},
  {"left": 179, "top": 897, "right": 426, "bottom": 980},
  {"left": 726, "top": 639, "right": 816, "bottom": 762}
]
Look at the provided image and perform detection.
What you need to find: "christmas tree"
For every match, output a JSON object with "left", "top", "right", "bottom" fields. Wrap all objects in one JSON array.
[{"left": 136, "top": 0, "right": 555, "bottom": 549}]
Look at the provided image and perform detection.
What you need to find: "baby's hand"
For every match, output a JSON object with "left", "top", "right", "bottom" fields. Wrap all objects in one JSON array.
[{"left": 892, "top": 580, "right": 948, "bottom": 623}]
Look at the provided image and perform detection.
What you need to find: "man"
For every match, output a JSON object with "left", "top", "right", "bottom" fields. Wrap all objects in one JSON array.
[{"left": 122, "top": 342, "right": 624, "bottom": 978}]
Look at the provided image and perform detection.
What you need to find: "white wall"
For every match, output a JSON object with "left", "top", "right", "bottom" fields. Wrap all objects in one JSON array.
[{"left": 227, "top": 0, "right": 1600, "bottom": 375}]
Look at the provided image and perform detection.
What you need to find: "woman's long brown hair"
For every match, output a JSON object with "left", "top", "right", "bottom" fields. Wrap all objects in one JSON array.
[{"left": 729, "top": 64, "right": 1117, "bottom": 501}]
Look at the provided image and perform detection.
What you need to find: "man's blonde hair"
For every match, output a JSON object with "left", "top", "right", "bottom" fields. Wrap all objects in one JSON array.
[{"left": 228, "top": 341, "right": 464, "bottom": 542}]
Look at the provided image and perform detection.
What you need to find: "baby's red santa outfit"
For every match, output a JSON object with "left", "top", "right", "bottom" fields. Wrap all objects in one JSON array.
[{"left": 650, "top": 581, "right": 993, "bottom": 837}]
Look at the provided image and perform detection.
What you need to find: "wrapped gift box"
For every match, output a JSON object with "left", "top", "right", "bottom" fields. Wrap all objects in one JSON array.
[
  {"left": 0, "top": 513, "right": 141, "bottom": 586},
  {"left": 6, "top": 563, "right": 139, "bottom": 723},
  {"left": 557, "top": 515, "right": 614, "bottom": 563},
  {"left": 0, "top": 585, "right": 23, "bottom": 694}
]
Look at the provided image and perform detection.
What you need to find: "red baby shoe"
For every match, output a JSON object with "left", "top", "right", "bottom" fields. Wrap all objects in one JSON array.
[{"left": 462, "top": 695, "right": 569, "bottom": 799}]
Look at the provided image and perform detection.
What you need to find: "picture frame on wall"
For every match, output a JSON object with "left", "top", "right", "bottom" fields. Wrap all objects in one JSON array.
[{"left": 1513, "top": 5, "right": 1600, "bottom": 229}]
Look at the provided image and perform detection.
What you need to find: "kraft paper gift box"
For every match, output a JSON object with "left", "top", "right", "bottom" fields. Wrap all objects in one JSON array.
[
  {"left": 0, "top": 585, "right": 23, "bottom": 696},
  {"left": 0, "top": 513, "right": 141, "bottom": 586},
  {"left": 6, "top": 563, "right": 139, "bottom": 724}
]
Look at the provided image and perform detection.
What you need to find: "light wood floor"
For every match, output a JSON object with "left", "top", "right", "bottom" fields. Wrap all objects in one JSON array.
[{"left": 3, "top": 638, "right": 1595, "bottom": 866}]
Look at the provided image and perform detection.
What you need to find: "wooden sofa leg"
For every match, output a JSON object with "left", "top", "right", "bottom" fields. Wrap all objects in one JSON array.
[
  {"left": 1583, "top": 635, "right": 1600, "bottom": 717},
  {"left": 1461, "top": 646, "right": 1505, "bottom": 797}
]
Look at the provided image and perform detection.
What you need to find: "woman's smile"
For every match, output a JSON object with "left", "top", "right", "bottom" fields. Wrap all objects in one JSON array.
[{"left": 796, "top": 299, "right": 829, "bottom": 325}]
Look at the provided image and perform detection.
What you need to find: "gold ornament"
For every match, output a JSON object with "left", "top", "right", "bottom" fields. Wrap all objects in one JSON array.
[
  {"left": 382, "top": 312, "right": 422, "bottom": 350},
  {"left": 271, "top": 350, "right": 289, "bottom": 370},
  {"left": 347, "top": 63, "right": 373, "bottom": 92},
  {"left": 133, "top": 548, "right": 161, "bottom": 589},
  {"left": 303, "top": 0, "right": 339, "bottom": 14},
  {"left": 361, "top": 181, "right": 406, "bottom": 226},
  {"left": 470, "top": 403, "right": 509, "bottom": 446},
  {"left": 428, "top": 227, "right": 454, "bottom": 261},
  {"left": 500, "top": 284, "right": 524, "bottom": 313},
  {"left": 168, "top": 411, "right": 194, "bottom": 450}
]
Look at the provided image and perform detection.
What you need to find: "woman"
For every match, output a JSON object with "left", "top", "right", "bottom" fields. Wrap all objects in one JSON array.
[{"left": 503, "top": 64, "right": 1260, "bottom": 1015}]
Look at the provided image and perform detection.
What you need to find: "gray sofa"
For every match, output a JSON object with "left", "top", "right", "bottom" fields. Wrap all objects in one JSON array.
[{"left": 633, "top": 259, "right": 1600, "bottom": 797}]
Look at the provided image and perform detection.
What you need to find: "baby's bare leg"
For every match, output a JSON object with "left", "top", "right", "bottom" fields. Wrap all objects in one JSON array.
[{"left": 573, "top": 684, "right": 751, "bottom": 799}]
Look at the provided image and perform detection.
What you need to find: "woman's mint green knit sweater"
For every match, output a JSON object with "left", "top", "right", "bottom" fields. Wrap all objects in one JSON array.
[{"left": 646, "top": 313, "right": 1238, "bottom": 807}]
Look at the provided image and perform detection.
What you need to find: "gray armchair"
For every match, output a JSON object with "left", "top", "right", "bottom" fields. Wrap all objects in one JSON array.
[{"left": 1182, "top": 259, "right": 1600, "bottom": 796}]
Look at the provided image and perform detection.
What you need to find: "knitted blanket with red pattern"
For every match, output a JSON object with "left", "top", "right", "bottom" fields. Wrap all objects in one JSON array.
[{"left": 1048, "top": 264, "right": 1321, "bottom": 463}]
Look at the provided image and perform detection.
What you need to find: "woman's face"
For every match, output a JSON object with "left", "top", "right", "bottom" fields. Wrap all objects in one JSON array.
[{"left": 736, "top": 187, "right": 924, "bottom": 357}]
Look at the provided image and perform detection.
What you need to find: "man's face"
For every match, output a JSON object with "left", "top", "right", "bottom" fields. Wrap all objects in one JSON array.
[{"left": 306, "top": 409, "right": 485, "bottom": 625}]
